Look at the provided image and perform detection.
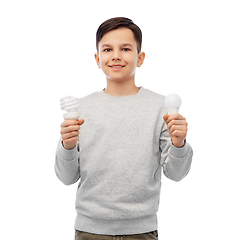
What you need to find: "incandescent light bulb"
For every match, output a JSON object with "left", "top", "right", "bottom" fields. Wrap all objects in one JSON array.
[
  {"left": 60, "top": 96, "right": 80, "bottom": 120},
  {"left": 164, "top": 93, "right": 182, "bottom": 115}
]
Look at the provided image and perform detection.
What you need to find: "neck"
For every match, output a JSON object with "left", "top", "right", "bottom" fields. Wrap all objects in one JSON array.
[{"left": 104, "top": 79, "right": 140, "bottom": 97}]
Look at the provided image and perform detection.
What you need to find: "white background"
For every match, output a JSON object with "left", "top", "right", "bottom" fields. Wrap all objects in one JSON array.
[{"left": 0, "top": 0, "right": 239, "bottom": 239}]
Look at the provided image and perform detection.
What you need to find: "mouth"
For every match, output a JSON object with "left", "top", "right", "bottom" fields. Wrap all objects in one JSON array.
[{"left": 108, "top": 65, "right": 125, "bottom": 70}]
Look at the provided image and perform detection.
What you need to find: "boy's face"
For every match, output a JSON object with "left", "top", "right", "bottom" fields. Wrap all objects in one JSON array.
[{"left": 95, "top": 28, "right": 145, "bottom": 83}]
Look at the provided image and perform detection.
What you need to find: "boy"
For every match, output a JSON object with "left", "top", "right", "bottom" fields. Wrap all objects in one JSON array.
[{"left": 55, "top": 17, "right": 193, "bottom": 240}]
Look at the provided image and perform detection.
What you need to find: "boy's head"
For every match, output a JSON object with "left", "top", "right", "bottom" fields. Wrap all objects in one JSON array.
[
  {"left": 96, "top": 17, "right": 142, "bottom": 53},
  {"left": 95, "top": 17, "right": 145, "bottom": 84}
]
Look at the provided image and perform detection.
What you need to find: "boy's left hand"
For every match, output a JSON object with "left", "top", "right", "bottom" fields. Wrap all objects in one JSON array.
[{"left": 163, "top": 114, "right": 188, "bottom": 148}]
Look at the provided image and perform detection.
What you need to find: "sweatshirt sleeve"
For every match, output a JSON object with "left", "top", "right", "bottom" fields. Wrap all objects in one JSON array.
[
  {"left": 54, "top": 138, "right": 80, "bottom": 185},
  {"left": 159, "top": 123, "right": 193, "bottom": 182}
]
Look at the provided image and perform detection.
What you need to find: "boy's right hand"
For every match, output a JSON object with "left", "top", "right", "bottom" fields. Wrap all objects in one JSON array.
[{"left": 60, "top": 119, "right": 84, "bottom": 150}]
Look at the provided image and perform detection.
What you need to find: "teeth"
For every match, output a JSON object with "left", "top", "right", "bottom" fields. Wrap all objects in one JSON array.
[{"left": 111, "top": 66, "right": 123, "bottom": 68}]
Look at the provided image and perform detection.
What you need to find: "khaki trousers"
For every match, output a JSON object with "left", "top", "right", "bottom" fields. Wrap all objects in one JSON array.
[{"left": 75, "top": 230, "right": 158, "bottom": 240}]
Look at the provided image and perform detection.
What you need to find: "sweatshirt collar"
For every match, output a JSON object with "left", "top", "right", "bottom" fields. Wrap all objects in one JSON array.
[{"left": 100, "top": 86, "right": 144, "bottom": 100}]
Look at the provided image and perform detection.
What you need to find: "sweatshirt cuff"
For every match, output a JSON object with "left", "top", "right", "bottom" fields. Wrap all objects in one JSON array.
[
  {"left": 57, "top": 139, "right": 79, "bottom": 161},
  {"left": 169, "top": 141, "right": 190, "bottom": 158}
]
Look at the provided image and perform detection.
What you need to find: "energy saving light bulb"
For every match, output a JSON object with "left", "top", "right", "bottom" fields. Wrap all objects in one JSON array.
[
  {"left": 164, "top": 93, "right": 182, "bottom": 115},
  {"left": 60, "top": 96, "right": 80, "bottom": 120}
]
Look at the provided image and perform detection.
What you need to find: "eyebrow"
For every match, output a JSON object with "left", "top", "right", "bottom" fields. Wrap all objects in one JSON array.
[{"left": 101, "top": 43, "right": 133, "bottom": 48}]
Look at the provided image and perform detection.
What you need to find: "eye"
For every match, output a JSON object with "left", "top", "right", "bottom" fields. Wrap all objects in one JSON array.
[
  {"left": 103, "top": 48, "right": 111, "bottom": 52},
  {"left": 122, "top": 48, "right": 131, "bottom": 52}
]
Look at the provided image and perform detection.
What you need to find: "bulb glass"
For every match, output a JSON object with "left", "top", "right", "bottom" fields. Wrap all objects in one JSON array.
[
  {"left": 60, "top": 96, "right": 80, "bottom": 120},
  {"left": 165, "top": 93, "right": 182, "bottom": 115}
]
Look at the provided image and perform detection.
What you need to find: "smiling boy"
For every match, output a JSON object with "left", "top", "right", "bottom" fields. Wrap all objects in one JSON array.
[
  {"left": 94, "top": 27, "right": 145, "bottom": 97},
  {"left": 55, "top": 17, "right": 193, "bottom": 240}
]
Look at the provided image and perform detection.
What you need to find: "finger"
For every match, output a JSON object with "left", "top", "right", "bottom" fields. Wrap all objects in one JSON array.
[
  {"left": 167, "top": 119, "right": 188, "bottom": 129},
  {"left": 167, "top": 114, "right": 186, "bottom": 123},
  {"left": 169, "top": 124, "right": 187, "bottom": 134},
  {"left": 171, "top": 130, "right": 187, "bottom": 138},
  {"left": 163, "top": 114, "right": 169, "bottom": 122},
  {"left": 62, "top": 131, "right": 80, "bottom": 140},
  {"left": 63, "top": 136, "right": 79, "bottom": 147},
  {"left": 61, "top": 120, "right": 79, "bottom": 127},
  {"left": 60, "top": 124, "right": 80, "bottom": 134},
  {"left": 78, "top": 119, "right": 85, "bottom": 126}
]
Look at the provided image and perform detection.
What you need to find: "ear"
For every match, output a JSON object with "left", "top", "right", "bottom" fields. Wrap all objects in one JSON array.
[
  {"left": 94, "top": 53, "right": 101, "bottom": 68},
  {"left": 137, "top": 52, "right": 145, "bottom": 67}
]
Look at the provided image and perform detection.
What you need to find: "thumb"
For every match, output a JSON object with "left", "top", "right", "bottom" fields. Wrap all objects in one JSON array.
[
  {"left": 163, "top": 114, "right": 169, "bottom": 122},
  {"left": 78, "top": 119, "right": 85, "bottom": 125}
]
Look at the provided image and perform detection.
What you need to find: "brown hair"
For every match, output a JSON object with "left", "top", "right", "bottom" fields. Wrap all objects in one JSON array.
[{"left": 96, "top": 17, "right": 142, "bottom": 53}]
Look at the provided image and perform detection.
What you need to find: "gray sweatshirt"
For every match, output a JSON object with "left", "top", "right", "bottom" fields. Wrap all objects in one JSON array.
[{"left": 55, "top": 87, "right": 193, "bottom": 235}]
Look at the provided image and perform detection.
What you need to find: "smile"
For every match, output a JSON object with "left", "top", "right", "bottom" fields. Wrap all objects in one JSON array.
[{"left": 109, "top": 65, "right": 125, "bottom": 71}]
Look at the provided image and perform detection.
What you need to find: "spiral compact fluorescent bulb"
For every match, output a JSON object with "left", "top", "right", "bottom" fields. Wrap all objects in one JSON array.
[
  {"left": 164, "top": 93, "right": 182, "bottom": 115},
  {"left": 60, "top": 96, "right": 80, "bottom": 120}
]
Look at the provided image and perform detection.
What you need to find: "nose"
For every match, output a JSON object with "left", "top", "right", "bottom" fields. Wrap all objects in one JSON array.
[{"left": 112, "top": 50, "right": 122, "bottom": 61}]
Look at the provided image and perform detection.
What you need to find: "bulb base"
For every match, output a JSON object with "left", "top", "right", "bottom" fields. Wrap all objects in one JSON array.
[
  {"left": 63, "top": 112, "right": 80, "bottom": 120},
  {"left": 168, "top": 107, "right": 179, "bottom": 115}
]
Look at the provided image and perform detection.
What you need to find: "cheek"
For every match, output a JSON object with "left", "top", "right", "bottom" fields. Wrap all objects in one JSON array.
[
  {"left": 99, "top": 56, "right": 109, "bottom": 67},
  {"left": 126, "top": 52, "right": 138, "bottom": 63},
  {"left": 127, "top": 55, "right": 139, "bottom": 67}
]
